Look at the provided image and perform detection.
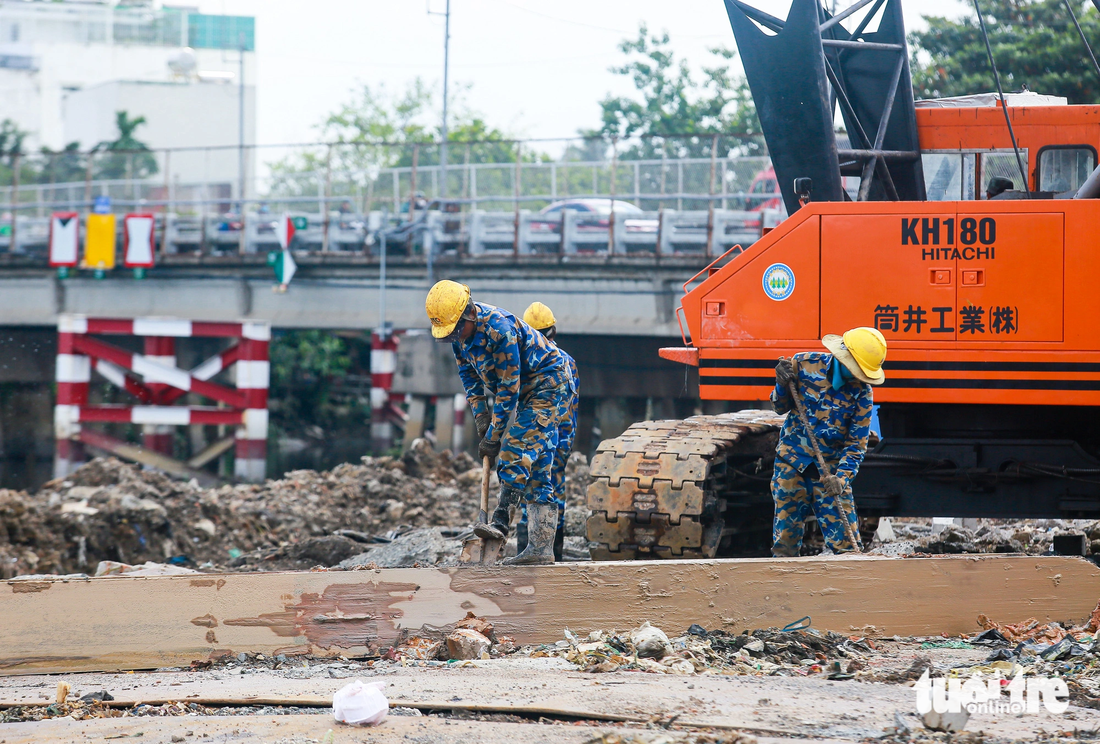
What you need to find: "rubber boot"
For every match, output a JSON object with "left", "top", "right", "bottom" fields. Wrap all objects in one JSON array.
[
  {"left": 554, "top": 501, "right": 563, "bottom": 561},
  {"left": 503, "top": 502, "right": 557, "bottom": 565},
  {"left": 474, "top": 485, "right": 522, "bottom": 541},
  {"left": 516, "top": 510, "right": 529, "bottom": 553}
]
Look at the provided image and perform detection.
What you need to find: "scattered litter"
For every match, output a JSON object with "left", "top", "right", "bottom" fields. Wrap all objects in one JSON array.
[
  {"left": 630, "top": 621, "right": 672, "bottom": 659},
  {"left": 95, "top": 561, "right": 200, "bottom": 577},
  {"left": 919, "top": 640, "right": 972, "bottom": 650},
  {"left": 80, "top": 690, "right": 114, "bottom": 703},
  {"left": 526, "top": 621, "right": 870, "bottom": 677},
  {"left": 332, "top": 680, "right": 388, "bottom": 726}
]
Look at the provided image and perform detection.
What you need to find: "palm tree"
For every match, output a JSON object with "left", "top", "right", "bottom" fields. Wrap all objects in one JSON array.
[{"left": 94, "top": 111, "right": 158, "bottom": 180}]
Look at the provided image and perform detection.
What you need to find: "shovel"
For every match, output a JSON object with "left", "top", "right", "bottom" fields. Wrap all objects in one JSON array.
[{"left": 459, "top": 456, "right": 505, "bottom": 564}]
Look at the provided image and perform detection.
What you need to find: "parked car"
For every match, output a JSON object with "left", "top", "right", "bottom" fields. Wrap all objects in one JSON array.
[
  {"left": 744, "top": 166, "right": 783, "bottom": 212},
  {"left": 529, "top": 199, "right": 659, "bottom": 235}
]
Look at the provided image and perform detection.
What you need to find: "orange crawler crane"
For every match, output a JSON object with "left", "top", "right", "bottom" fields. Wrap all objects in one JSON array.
[{"left": 586, "top": 0, "right": 1100, "bottom": 560}]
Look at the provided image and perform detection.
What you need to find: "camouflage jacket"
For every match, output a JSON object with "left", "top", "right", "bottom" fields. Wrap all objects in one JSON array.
[
  {"left": 770, "top": 351, "right": 873, "bottom": 483},
  {"left": 559, "top": 347, "right": 579, "bottom": 397},
  {"left": 452, "top": 302, "right": 571, "bottom": 441}
]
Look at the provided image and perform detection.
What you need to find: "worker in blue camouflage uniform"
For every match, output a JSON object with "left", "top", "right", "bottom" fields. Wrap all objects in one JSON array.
[
  {"left": 425, "top": 280, "right": 574, "bottom": 564},
  {"left": 517, "top": 302, "right": 578, "bottom": 562},
  {"left": 771, "top": 327, "right": 886, "bottom": 557}
]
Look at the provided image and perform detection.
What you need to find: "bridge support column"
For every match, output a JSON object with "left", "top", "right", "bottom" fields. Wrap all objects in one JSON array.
[
  {"left": 142, "top": 336, "right": 176, "bottom": 456},
  {"left": 370, "top": 331, "right": 399, "bottom": 452},
  {"left": 54, "top": 320, "right": 89, "bottom": 478},
  {"left": 234, "top": 324, "right": 270, "bottom": 482}
]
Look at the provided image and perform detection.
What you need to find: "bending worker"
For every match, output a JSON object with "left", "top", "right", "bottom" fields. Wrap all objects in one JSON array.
[
  {"left": 425, "top": 280, "right": 574, "bottom": 565},
  {"left": 770, "top": 327, "right": 886, "bottom": 557},
  {"left": 519, "top": 301, "right": 579, "bottom": 562}
]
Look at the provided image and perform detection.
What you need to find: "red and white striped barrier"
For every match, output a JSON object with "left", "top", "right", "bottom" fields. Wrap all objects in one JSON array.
[
  {"left": 370, "top": 331, "right": 403, "bottom": 451},
  {"left": 54, "top": 314, "right": 270, "bottom": 481}
]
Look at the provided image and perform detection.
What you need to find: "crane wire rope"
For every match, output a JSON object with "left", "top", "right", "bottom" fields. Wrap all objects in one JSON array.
[
  {"left": 972, "top": 0, "right": 1031, "bottom": 198},
  {"left": 1064, "top": 0, "right": 1100, "bottom": 85}
]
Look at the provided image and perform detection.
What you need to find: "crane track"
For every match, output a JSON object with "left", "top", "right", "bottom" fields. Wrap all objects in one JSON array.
[{"left": 586, "top": 410, "right": 785, "bottom": 560}]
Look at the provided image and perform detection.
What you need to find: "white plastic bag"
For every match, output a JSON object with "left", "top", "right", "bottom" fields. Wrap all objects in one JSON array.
[{"left": 332, "top": 679, "right": 388, "bottom": 726}]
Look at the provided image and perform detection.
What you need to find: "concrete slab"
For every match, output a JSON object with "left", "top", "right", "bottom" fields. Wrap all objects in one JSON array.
[
  {"left": 1, "top": 556, "right": 1098, "bottom": 675},
  {"left": 0, "top": 657, "right": 1092, "bottom": 742}
]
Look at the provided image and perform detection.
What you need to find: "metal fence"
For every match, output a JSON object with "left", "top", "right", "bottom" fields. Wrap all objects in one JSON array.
[{"left": 0, "top": 139, "right": 776, "bottom": 216}]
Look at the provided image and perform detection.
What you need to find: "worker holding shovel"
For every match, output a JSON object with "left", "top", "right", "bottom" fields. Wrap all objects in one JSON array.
[
  {"left": 426, "top": 280, "right": 574, "bottom": 565},
  {"left": 771, "top": 327, "right": 886, "bottom": 557},
  {"left": 518, "top": 301, "right": 579, "bottom": 562}
]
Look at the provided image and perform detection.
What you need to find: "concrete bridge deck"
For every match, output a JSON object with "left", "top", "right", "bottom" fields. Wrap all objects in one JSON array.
[{"left": 0, "top": 253, "right": 713, "bottom": 335}]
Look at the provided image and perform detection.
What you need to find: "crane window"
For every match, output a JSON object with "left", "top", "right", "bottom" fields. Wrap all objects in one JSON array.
[
  {"left": 1038, "top": 146, "right": 1096, "bottom": 193},
  {"left": 922, "top": 153, "right": 976, "bottom": 201}
]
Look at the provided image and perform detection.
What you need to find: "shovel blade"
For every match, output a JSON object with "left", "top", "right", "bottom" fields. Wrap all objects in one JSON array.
[
  {"left": 459, "top": 537, "right": 483, "bottom": 564},
  {"left": 480, "top": 537, "right": 505, "bottom": 564}
]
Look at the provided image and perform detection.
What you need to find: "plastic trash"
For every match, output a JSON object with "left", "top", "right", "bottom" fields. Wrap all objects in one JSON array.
[
  {"left": 332, "top": 680, "right": 388, "bottom": 726},
  {"left": 630, "top": 621, "right": 672, "bottom": 659}
]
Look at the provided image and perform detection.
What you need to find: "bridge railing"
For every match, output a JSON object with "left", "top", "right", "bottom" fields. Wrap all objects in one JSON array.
[
  {"left": 0, "top": 146, "right": 773, "bottom": 217},
  {"left": 0, "top": 204, "right": 785, "bottom": 261}
]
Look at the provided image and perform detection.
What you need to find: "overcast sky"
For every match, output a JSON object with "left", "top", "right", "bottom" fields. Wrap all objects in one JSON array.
[{"left": 196, "top": 0, "right": 968, "bottom": 154}]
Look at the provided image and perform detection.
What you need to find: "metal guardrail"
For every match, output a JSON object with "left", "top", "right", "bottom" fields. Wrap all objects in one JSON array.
[
  {"left": 0, "top": 152, "right": 775, "bottom": 216},
  {"left": 0, "top": 207, "right": 785, "bottom": 260}
]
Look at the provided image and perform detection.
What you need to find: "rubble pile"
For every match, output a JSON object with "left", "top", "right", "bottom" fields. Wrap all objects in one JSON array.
[
  {"left": 388, "top": 612, "right": 515, "bottom": 661},
  {"left": 522, "top": 622, "right": 872, "bottom": 677},
  {"left": 869, "top": 518, "right": 1100, "bottom": 556},
  {"left": 0, "top": 443, "right": 595, "bottom": 577}
]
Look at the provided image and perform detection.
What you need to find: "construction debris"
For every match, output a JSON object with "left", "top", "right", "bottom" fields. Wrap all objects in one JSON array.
[
  {"left": 864, "top": 517, "right": 1100, "bottom": 557},
  {"left": 0, "top": 443, "right": 593, "bottom": 577},
  {"left": 519, "top": 621, "right": 870, "bottom": 677}
]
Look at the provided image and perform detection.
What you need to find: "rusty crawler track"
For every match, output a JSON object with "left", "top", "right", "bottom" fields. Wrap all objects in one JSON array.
[{"left": 586, "top": 411, "right": 785, "bottom": 560}]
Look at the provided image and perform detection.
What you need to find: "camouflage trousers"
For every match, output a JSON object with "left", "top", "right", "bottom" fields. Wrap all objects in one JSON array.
[
  {"left": 520, "top": 389, "right": 577, "bottom": 526},
  {"left": 499, "top": 381, "right": 572, "bottom": 504},
  {"left": 771, "top": 459, "right": 861, "bottom": 556}
]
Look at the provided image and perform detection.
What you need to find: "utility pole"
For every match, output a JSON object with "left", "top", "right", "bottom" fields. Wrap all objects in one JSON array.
[{"left": 430, "top": 0, "right": 451, "bottom": 199}]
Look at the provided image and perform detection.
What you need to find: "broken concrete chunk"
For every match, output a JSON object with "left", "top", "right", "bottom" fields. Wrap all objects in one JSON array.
[
  {"left": 743, "top": 639, "right": 766, "bottom": 656},
  {"left": 454, "top": 611, "right": 494, "bottom": 639},
  {"left": 446, "top": 628, "right": 491, "bottom": 660},
  {"left": 921, "top": 707, "right": 968, "bottom": 732},
  {"left": 60, "top": 500, "right": 99, "bottom": 516},
  {"left": 397, "top": 636, "right": 444, "bottom": 661}
]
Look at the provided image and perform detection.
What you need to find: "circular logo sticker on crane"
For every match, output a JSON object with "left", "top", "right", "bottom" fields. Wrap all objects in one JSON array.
[{"left": 762, "top": 263, "right": 796, "bottom": 301}]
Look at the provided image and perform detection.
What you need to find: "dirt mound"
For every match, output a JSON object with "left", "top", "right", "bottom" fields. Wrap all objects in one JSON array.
[{"left": 0, "top": 441, "right": 593, "bottom": 577}]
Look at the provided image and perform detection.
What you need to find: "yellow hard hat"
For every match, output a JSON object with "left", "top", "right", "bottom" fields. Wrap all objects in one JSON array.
[
  {"left": 523, "top": 301, "right": 556, "bottom": 331},
  {"left": 426, "top": 280, "right": 471, "bottom": 339},
  {"left": 821, "top": 327, "right": 886, "bottom": 385}
]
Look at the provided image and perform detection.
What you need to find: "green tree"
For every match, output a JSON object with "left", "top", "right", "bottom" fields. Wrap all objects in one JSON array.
[
  {"left": 590, "top": 24, "right": 761, "bottom": 160},
  {"left": 94, "top": 111, "right": 158, "bottom": 180},
  {"left": 0, "top": 119, "right": 26, "bottom": 161},
  {"left": 910, "top": 0, "right": 1100, "bottom": 103},
  {"left": 265, "top": 79, "right": 528, "bottom": 203},
  {"left": 39, "top": 142, "right": 86, "bottom": 184},
  {"left": 269, "top": 330, "right": 353, "bottom": 432}
]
